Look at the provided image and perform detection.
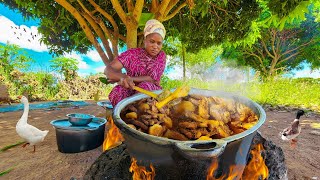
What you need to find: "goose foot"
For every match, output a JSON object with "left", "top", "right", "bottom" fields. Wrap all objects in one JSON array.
[
  {"left": 30, "top": 145, "right": 36, "bottom": 153},
  {"left": 22, "top": 143, "right": 29, "bottom": 148},
  {"left": 290, "top": 139, "right": 298, "bottom": 149}
]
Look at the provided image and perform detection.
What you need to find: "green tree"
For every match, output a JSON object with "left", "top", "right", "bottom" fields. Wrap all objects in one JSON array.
[
  {"left": 0, "top": 43, "right": 33, "bottom": 81},
  {"left": 222, "top": 14, "right": 320, "bottom": 80},
  {"left": 50, "top": 56, "right": 79, "bottom": 81}
]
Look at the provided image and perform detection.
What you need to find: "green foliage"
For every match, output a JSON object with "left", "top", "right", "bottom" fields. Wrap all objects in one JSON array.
[
  {"left": 0, "top": 43, "right": 33, "bottom": 80},
  {"left": 222, "top": 13, "right": 320, "bottom": 80},
  {"left": 50, "top": 56, "right": 78, "bottom": 81}
]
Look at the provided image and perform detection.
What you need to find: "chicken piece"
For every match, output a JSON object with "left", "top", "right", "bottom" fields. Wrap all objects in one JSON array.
[
  {"left": 199, "top": 97, "right": 210, "bottom": 119},
  {"left": 188, "top": 97, "right": 200, "bottom": 106},
  {"left": 189, "top": 94, "right": 203, "bottom": 100},
  {"left": 131, "top": 120, "right": 149, "bottom": 131},
  {"left": 178, "top": 121, "right": 198, "bottom": 129},
  {"left": 185, "top": 112, "right": 221, "bottom": 127},
  {"left": 128, "top": 105, "right": 138, "bottom": 112},
  {"left": 209, "top": 104, "right": 224, "bottom": 120},
  {"left": 179, "top": 128, "right": 194, "bottom": 139},
  {"left": 163, "top": 129, "right": 188, "bottom": 141}
]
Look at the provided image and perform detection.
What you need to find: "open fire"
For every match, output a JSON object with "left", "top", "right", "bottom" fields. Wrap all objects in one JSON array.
[
  {"left": 206, "top": 144, "right": 268, "bottom": 179},
  {"left": 130, "top": 158, "right": 156, "bottom": 180},
  {"left": 102, "top": 117, "right": 124, "bottom": 151}
]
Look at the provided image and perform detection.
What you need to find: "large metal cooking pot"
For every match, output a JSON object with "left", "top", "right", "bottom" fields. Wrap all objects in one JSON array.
[
  {"left": 51, "top": 117, "right": 107, "bottom": 153},
  {"left": 113, "top": 88, "right": 266, "bottom": 177}
]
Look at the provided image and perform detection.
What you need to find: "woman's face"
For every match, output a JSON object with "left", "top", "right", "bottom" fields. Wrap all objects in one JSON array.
[{"left": 144, "top": 33, "right": 163, "bottom": 57}]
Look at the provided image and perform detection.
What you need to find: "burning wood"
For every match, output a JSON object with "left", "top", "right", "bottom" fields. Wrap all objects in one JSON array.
[
  {"left": 102, "top": 117, "right": 124, "bottom": 151},
  {"left": 130, "top": 158, "right": 155, "bottom": 180}
]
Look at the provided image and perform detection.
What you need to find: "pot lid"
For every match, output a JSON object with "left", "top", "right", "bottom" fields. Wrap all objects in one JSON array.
[{"left": 50, "top": 117, "right": 107, "bottom": 130}]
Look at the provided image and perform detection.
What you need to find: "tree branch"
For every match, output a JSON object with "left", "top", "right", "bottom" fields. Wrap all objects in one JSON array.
[
  {"left": 243, "top": 50, "right": 267, "bottom": 73},
  {"left": 260, "top": 37, "right": 275, "bottom": 59},
  {"left": 278, "top": 52, "right": 300, "bottom": 64},
  {"left": 157, "top": 0, "right": 170, "bottom": 19},
  {"left": 77, "top": 0, "right": 114, "bottom": 61},
  {"left": 111, "top": 0, "right": 128, "bottom": 25},
  {"left": 151, "top": 0, "right": 159, "bottom": 13},
  {"left": 164, "top": 2, "right": 187, "bottom": 21},
  {"left": 133, "top": 0, "right": 144, "bottom": 23},
  {"left": 164, "top": 0, "right": 179, "bottom": 17},
  {"left": 281, "top": 39, "right": 313, "bottom": 57},
  {"left": 126, "top": 0, "right": 134, "bottom": 13},
  {"left": 55, "top": 0, "right": 109, "bottom": 65}
]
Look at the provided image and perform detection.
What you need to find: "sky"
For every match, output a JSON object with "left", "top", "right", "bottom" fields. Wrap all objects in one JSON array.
[
  {"left": 0, "top": 3, "right": 319, "bottom": 79},
  {"left": 0, "top": 4, "right": 105, "bottom": 77}
]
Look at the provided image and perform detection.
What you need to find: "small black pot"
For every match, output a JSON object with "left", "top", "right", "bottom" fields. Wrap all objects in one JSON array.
[
  {"left": 51, "top": 117, "right": 107, "bottom": 153},
  {"left": 113, "top": 88, "right": 266, "bottom": 176}
]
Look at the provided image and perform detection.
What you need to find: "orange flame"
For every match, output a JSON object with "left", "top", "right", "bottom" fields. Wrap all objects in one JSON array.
[
  {"left": 129, "top": 157, "right": 156, "bottom": 180},
  {"left": 206, "top": 160, "right": 244, "bottom": 180},
  {"left": 206, "top": 144, "right": 269, "bottom": 180},
  {"left": 102, "top": 116, "right": 124, "bottom": 151},
  {"left": 242, "top": 144, "right": 269, "bottom": 179}
]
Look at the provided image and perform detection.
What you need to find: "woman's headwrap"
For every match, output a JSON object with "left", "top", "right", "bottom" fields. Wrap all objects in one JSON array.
[{"left": 144, "top": 19, "right": 166, "bottom": 40}]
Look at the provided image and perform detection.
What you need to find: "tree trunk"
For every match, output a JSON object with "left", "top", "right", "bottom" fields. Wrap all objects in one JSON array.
[
  {"left": 182, "top": 43, "right": 186, "bottom": 81},
  {"left": 126, "top": 25, "right": 138, "bottom": 49}
]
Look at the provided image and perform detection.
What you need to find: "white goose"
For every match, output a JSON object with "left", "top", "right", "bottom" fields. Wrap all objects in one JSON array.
[{"left": 16, "top": 96, "right": 49, "bottom": 152}]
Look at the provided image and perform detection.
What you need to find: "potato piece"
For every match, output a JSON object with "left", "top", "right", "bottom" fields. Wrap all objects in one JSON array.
[
  {"left": 149, "top": 124, "right": 164, "bottom": 136},
  {"left": 199, "top": 122, "right": 208, "bottom": 128},
  {"left": 138, "top": 103, "right": 150, "bottom": 112},
  {"left": 126, "top": 112, "right": 138, "bottom": 119},
  {"left": 174, "top": 101, "right": 195, "bottom": 114},
  {"left": 196, "top": 136, "right": 212, "bottom": 141},
  {"left": 242, "top": 122, "right": 257, "bottom": 129},
  {"left": 127, "top": 124, "right": 137, "bottom": 130},
  {"left": 163, "top": 117, "right": 173, "bottom": 128}
]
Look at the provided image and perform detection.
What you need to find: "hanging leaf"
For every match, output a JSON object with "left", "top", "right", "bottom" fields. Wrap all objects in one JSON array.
[
  {"left": 99, "top": 77, "right": 110, "bottom": 85},
  {"left": 138, "top": 13, "right": 155, "bottom": 27}
]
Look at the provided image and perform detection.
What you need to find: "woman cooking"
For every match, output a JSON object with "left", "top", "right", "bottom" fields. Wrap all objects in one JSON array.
[{"left": 104, "top": 19, "right": 167, "bottom": 107}]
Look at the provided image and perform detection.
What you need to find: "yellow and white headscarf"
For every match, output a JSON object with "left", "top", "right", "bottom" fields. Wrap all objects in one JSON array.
[{"left": 143, "top": 19, "right": 166, "bottom": 40}]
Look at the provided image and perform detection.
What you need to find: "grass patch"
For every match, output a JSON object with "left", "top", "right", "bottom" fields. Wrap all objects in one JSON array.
[
  {"left": 161, "top": 77, "right": 320, "bottom": 112},
  {"left": 0, "top": 141, "right": 25, "bottom": 152},
  {"left": 0, "top": 166, "right": 15, "bottom": 176}
]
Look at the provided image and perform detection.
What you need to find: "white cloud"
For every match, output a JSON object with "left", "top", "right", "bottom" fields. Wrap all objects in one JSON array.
[
  {"left": 95, "top": 66, "right": 106, "bottom": 73},
  {"left": 0, "top": 15, "right": 48, "bottom": 52},
  {"left": 294, "top": 69, "right": 320, "bottom": 78},
  {"left": 64, "top": 52, "right": 89, "bottom": 70},
  {"left": 86, "top": 49, "right": 101, "bottom": 62}
]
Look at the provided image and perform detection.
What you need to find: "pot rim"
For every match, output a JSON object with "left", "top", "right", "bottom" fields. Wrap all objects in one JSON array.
[{"left": 113, "top": 88, "right": 266, "bottom": 145}]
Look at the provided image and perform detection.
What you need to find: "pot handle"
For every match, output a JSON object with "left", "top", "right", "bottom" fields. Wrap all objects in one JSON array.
[{"left": 175, "top": 139, "right": 227, "bottom": 159}]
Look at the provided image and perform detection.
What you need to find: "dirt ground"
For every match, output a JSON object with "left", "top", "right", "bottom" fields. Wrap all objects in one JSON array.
[{"left": 0, "top": 101, "right": 319, "bottom": 180}]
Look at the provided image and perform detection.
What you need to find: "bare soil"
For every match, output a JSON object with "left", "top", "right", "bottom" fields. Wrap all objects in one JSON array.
[{"left": 0, "top": 101, "right": 319, "bottom": 180}]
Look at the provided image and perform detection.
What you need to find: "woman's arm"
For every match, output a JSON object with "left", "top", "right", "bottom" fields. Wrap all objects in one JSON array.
[
  {"left": 104, "top": 58, "right": 127, "bottom": 82},
  {"left": 131, "top": 76, "right": 155, "bottom": 84}
]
